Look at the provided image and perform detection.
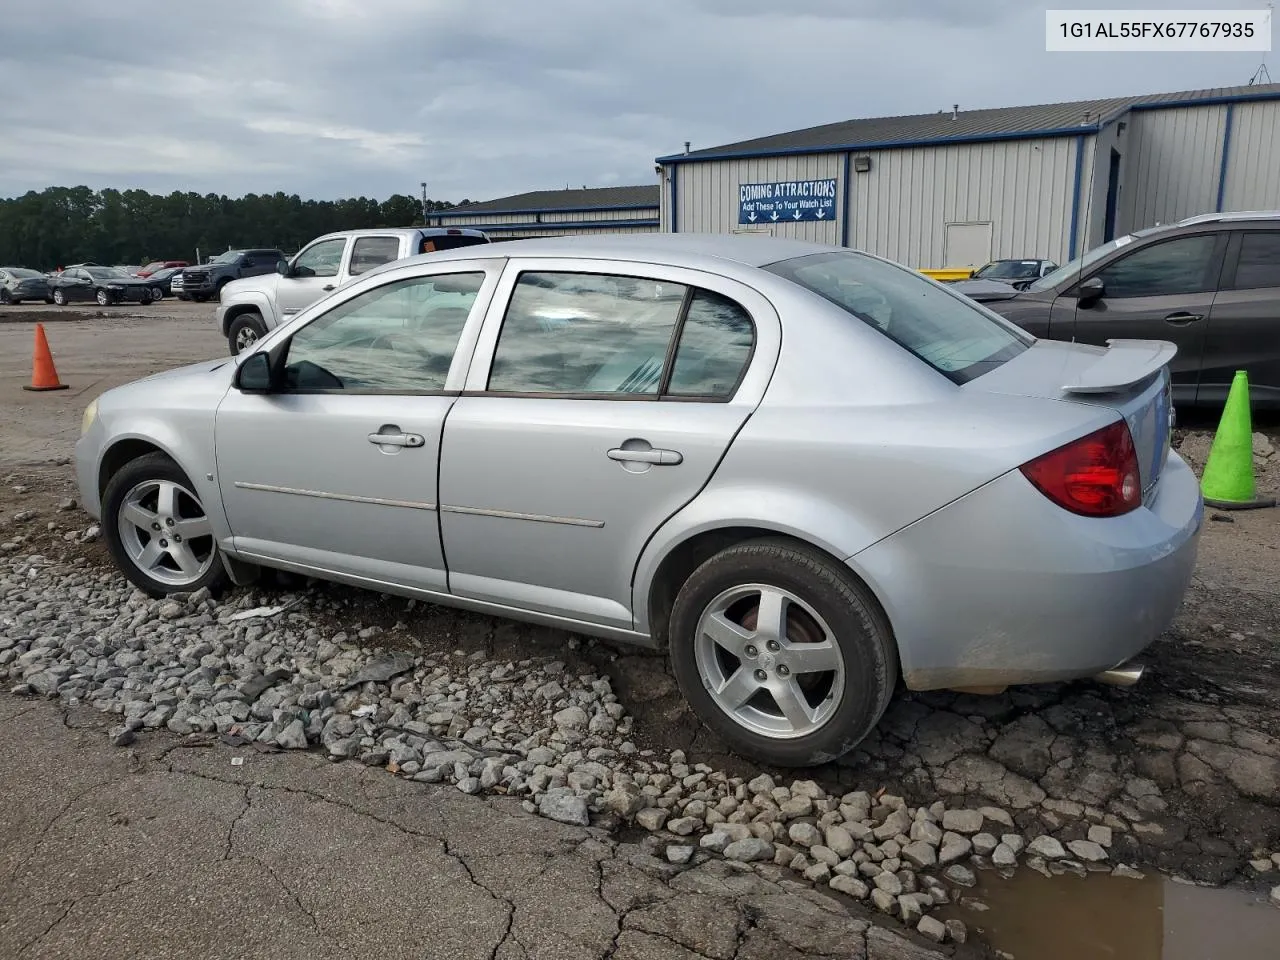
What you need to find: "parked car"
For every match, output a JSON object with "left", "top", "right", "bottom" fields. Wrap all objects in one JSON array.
[
  {"left": 144, "top": 266, "right": 183, "bottom": 299},
  {"left": 179, "top": 249, "right": 287, "bottom": 303},
  {"left": 957, "top": 211, "right": 1280, "bottom": 409},
  {"left": 75, "top": 234, "right": 1200, "bottom": 767},
  {"left": 50, "top": 266, "right": 156, "bottom": 305},
  {"left": 217, "top": 227, "right": 490, "bottom": 354},
  {"left": 136, "top": 259, "right": 189, "bottom": 278},
  {"left": 971, "top": 258, "right": 1058, "bottom": 287},
  {"left": 0, "top": 267, "right": 54, "bottom": 304}
]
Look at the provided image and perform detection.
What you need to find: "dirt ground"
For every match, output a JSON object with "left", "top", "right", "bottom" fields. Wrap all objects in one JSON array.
[{"left": 3, "top": 306, "right": 1280, "bottom": 892}]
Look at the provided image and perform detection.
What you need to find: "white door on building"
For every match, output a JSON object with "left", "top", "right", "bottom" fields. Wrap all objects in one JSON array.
[{"left": 944, "top": 222, "right": 993, "bottom": 269}]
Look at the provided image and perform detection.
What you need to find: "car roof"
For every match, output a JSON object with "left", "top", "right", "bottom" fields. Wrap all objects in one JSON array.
[
  {"left": 381, "top": 232, "right": 843, "bottom": 273},
  {"left": 308, "top": 227, "right": 488, "bottom": 243}
]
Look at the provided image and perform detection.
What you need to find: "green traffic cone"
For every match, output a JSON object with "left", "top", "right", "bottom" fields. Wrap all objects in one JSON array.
[{"left": 1200, "top": 370, "right": 1275, "bottom": 510}]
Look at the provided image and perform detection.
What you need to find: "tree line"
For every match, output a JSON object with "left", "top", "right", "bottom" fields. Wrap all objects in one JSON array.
[{"left": 0, "top": 186, "right": 471, "bottom": 270}]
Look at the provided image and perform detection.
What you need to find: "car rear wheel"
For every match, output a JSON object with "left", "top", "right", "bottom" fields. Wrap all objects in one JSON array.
[
  {"left": 95, "top": 288, "right": 112, "bottom": 306},
  {"left": 52, "top": 289, "right": 67, "bottom": 306},
  {"left": 103, "top": 453, "right": 228, "bottom": 598},
  {"left": 669, "top": 538, "right": 898, "bottom": 767},
  {"left": 228, "top": 311, "right": 267, "bottom": 355}
]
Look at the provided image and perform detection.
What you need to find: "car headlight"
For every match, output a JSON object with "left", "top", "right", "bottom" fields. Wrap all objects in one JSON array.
[{"left": 81, "top": 398, "right": 98, "bottom": 436}]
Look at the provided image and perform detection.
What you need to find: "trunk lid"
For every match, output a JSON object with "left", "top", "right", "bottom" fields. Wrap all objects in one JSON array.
[{"left": 965, "top": 338, "right": 1175, "bottom": 501}]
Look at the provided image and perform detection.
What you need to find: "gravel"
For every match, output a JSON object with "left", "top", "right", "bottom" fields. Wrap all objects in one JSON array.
[{"left": 0, "top": 549, "right": 1212, "bottom": 948}]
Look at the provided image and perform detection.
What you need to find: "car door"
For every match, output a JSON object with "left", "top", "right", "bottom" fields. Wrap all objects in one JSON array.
[
  {"left": 437, "top": 258, "right": 779, "bottom": 629},
  {"left": 67, "top": 269, "right": 94, "bottom": 301},
  {"left": 214, "top": 261, "right": 503, "bottom": 591},
  {"left": 1199, "top": 228, "right": 1280, "bottom": 408},
  {"left": 1061, "top": 231, "right": 1226, "bottom": 404},
  {"left": 275, "top": 236, "right": 350, "bottom": 320}
]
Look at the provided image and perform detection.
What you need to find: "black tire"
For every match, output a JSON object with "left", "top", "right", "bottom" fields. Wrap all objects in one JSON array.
[
  {"left": 227, "top": 311, "right": 267, "bottom": 355},
  {"left": 95, "top": 288, "right": 112, "bottom": 306},
  {"left": 102, "top": 452, "right": 229, "bottom": 598},
  {"left": 192, "top": 293, "right": 209, "bottom": 303},
  {"left": 668, "top": 537, "right": 898, "bottom": 767},
  {"left": 0, "top": 290, "right": 11, "bottom": 305},
  {"left": 52, "top": 289, "right": 67, "bottom": 306},
  {"left": 140, "top": 289, "right": 153, "bottom": 305},
  {"left": 44, "top": 298, "right": 55, "bottom": 305}
]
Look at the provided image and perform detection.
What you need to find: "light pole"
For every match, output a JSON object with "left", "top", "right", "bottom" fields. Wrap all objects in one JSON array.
[{"left": 420, "top": 182, "right": 428, "bottom": 225}]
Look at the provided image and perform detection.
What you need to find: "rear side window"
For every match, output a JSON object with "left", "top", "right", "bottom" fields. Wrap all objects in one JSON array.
[
  {"left": 666, "top": 290, "right": 755, "bottom": 398},
  {"left": 764, "top": 251, "right": 1031, "bottom": 384},
  {"left": 1230, "top": 232, "right": 1280, "bottom": 290},
  {"left": 349, "top": 236, "right": 401, "bottom": 276}
]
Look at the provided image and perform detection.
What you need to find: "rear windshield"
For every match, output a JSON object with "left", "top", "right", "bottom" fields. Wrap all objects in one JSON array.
[
  {"left": 6, "top": 268, "right": 43, "bottom": 279},
  {"left": 420, "top": 234, "right": 489, "bottom": 253},
  {"left": 764, "top": 251, "right": 1032, "bottom": 384}
]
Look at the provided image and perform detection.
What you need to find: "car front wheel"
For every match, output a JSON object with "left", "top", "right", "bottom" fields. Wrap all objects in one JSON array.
[
  {"left": 102, "top": 453, "right": 228, "bottom": 597},
  {"left": 669, "top": 538, "right": 898, "bottom": 767},
  {"left": 227, "top": 311, "right": 267, "bottom": 355},
  {"left": 52, "top": 289, "right": 67, "bottom": 305},
  {"left": 95, "top": 288, "right": 112, "bottom": 306}
]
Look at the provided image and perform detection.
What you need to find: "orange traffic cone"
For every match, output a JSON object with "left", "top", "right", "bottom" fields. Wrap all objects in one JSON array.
[{"left": 22, "top": 323, "right": 69, "bottom": 392}]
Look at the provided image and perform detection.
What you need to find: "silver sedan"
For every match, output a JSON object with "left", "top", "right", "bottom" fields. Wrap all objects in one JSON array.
[{"left": 75, "top": 235, "right": 1203, "bottom": 767}]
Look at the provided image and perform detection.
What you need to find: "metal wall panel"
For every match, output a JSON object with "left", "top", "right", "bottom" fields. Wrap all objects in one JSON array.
[
  {"left": 669, "top": 154, "right": 843, "bottom": 244},
  {"left": 482, "top": 224, "right": 660, "bottom": 240},
  {"left": 1222, "top": 99, "right": 1280, "bottom": 211},
  {"left": 1118, "top": 106, "right": 1226, "bottom": 231},
  {"left": 847, "top": 137, "right": 1077, "bottom": 267}
]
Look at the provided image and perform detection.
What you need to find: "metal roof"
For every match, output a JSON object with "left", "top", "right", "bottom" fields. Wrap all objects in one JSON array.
[
  {"left": 658, "top": 83, "right": 1280, "bottom": 163},
  {"left": 437, "top": 184, "right": 660, "bottom": 217}
]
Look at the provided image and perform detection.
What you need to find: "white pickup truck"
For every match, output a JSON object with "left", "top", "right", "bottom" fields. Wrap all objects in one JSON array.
[{"left": 216, "top": 226, "right": 489, "bottom": 355}]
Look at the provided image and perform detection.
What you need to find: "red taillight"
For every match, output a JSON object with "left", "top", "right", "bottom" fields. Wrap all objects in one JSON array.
[{"left": 1020, "top": 420, "right": 1142, "bottom": 518}]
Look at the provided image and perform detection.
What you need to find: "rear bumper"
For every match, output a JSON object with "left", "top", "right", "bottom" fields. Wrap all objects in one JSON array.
[{"left": 850, "top": 450, "right": 1203, "bottom": 690}]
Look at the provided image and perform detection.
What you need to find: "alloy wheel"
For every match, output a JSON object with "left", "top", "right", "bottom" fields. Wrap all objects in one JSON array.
[
  {"left": 115, "top": 479, "right": 216, "bottom": 588},
  {"left": 693, "top": 583, "right": 845, "bottom": 739}
]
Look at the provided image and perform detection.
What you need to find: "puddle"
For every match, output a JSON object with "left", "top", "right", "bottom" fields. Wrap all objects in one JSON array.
[{"left": 938, "top": 868, "right": 1280, "bottom": 959}]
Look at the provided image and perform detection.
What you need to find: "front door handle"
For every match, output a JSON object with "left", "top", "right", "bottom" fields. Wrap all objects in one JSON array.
[
  {"left": 608, "top": 447, "right": 683, "bottom": 465},
  {"left": 323, "top": 284, "right": 335, "bottom": 291},
  {"left": 1164, "top": 312, "right": 1204, "bottom": 325},
  {"left": 368, "top": 431, "right": 425, "bottom": 448}
]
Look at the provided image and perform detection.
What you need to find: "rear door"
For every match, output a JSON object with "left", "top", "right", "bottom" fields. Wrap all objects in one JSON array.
[
  {"left": 276, "top": 237, "right": 350, "bottom": 319},
  {"left": 436, "top": 259, "right": 779, "bottom": 629},
  {"left": 1199, "top": 228, "right": 1280, "bottom": 408},
  {"left": 1061, "top": 231, "right": 1227, "bottom": 405}
]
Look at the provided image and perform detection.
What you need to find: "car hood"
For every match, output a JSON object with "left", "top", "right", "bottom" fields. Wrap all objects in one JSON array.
[
  {"left": 223, "top": 273, "right": 279, "bottom": 299},
  {"left": 138, "top": 357, "right": 234, "bottom": 383},
  {"left": 948, "top": 278, "right": 1024, "bottom": 302}
]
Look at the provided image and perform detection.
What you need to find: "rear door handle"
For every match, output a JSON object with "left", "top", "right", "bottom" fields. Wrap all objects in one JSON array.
[
  {"left": 368, "top": 431, "right": 425, "bottom": 448},
  {"left": 1164, "top": 312, "right": 1204, "bottom": 325},
  {"left": 608, "top": 447, "right": 683, "bottom": 465}
]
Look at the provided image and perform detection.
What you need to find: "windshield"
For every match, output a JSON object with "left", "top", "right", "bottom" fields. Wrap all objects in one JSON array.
[
  {"left": 975, "top": 260, "right": 1041, "bottom": 280},
  {"left": 764, "top": 251, "right": 1032, "bottom": 384},
  {"left": 6, "top": 268, "right": 43, "bottom": 279},
  {"left": 1028, "top": 226, "right": 1167, "bottom": 291},
  {"left": 209, "top": 250, "right": 243, "bottom": 264},
  {"left": 85, "top": 267, "right": 127, "bottom": 279}
]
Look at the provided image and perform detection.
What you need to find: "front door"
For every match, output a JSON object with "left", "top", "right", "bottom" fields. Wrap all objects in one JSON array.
[
  {"left": 438, "top": 261, "right": 776, "bottom": 629},
  {"left": 275, "top": 236, "right": 350, "bottom": 320},
  {"left": 1061, "top": 232, "right": 1226, "bottom": 404},
  {"left": 214, "top": 265, "right": 498, "bottom": 591}
]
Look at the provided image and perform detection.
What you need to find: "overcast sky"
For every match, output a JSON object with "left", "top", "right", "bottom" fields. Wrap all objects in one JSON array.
[{"left": 0, "top": 0, "right": 1272, "bottom": 203}]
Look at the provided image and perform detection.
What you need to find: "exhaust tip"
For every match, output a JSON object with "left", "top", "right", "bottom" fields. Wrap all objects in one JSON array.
[{"left": 1094, "top": 661, "right": 1146, "bottom": 688}]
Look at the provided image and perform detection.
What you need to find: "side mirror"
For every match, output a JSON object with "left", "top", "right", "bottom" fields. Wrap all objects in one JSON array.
[
  {"left": 234, "top": 351, "right": 276, "bottom": 393},
  {"left": 1076, "top": 275, "right": 1105, "bottom": 305},
  {"left": 276, "top": 259, "right": 291, "bottom": 277}
]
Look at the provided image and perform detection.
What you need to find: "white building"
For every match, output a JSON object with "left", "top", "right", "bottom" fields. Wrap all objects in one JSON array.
[
  {"left": 429, "top": 185, "right": 659, "bottom": 240},
  {"left": 656, "top": 83, "right": 1280, "bottom": 269}
]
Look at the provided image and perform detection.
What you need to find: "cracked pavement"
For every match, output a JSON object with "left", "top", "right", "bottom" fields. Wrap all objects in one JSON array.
[{"left": 0, "top": 698, "right": 967, "bottom": 960}]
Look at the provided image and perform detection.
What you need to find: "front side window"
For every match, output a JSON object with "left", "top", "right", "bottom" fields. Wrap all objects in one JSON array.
[
  {"left": 291, "top": 238, "right": 346, "bottom": 278},
  {"left": 1095, "top": 234, "right": 1219, "bottom": 298},
  {"left": 350, "top": 236, "right": 401, "bottom": 276},
  {"left": 1230, "top": 232, "right": 1280, "bottom": 290},
  {"left": 765, "top": 251, "right": 1031, "bottom": 384},
  {"left": 283, "top": 272, "right": 485, "bottom": 392},
  {"left": 487, "top": 272, "right": 687, "bottom": 395}
]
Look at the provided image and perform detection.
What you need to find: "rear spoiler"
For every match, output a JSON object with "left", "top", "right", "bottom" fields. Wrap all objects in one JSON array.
[{"left": 1061, "top": 339, "right": 1177, "bottom": 395}]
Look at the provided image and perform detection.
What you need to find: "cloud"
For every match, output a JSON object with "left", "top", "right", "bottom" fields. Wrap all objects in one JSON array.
[{"left": 0, "top": 0, "right": 1267, "bottom": 203}]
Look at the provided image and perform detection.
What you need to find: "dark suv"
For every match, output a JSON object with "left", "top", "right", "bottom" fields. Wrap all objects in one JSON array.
[
  {"left": 180, "top": 249, "right": 285, "bottom": 302},
  {"left": 959, "top": 211, "right": 1280, "bottom": 409}
]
